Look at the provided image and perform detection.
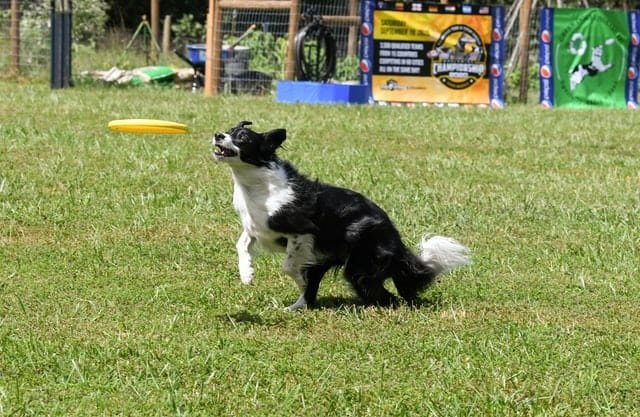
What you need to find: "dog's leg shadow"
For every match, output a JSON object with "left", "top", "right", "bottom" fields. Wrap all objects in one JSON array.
[{"left": 312, "top": 295, "right": 363, "bottom": 310}]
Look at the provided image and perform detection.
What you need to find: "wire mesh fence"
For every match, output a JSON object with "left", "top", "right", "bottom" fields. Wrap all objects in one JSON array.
[
  {"left": 192, "top": 0, "right": 361, "bottom": 95},
  {"left": 0, "top": 0, "right": 561, "bottom": 101},
  {"left": 0, "top": 0, "right": 50, "bottom": 77},
  {"left": 0, "top": 0, "right": 542, "bottom": 99},
  {"left": 0, "top": 0, "right": 545, "bottom": 98}
]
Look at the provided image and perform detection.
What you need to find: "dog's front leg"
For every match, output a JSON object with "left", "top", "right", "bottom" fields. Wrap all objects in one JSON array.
[
  {"left": 236, "top": 230, "right": 256, "bottom": 285},
  {"left": 282, "top": 235, "right": 314, "bottom": 311}
]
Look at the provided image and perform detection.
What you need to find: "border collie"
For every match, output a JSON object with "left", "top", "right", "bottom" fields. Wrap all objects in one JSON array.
[{"left": 213, "top": 121, "right": 470, "bottom": 310}]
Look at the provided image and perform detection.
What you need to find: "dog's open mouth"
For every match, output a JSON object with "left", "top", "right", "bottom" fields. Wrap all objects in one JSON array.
[{"left": 214, "top": 145, "right": 238, "bottom": 158}]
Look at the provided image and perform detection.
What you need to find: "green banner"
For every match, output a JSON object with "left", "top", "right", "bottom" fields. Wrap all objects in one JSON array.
[{"left": 540, "top": 8, "right": 638, "bottom": 108}]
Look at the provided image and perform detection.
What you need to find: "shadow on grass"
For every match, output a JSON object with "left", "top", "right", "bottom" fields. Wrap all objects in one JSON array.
[
  {"left": 315, "top": 292, "right": 445, "bottom": 311},
  {"left": 219, "top": 292, "right": 445, "bottom": 326}
]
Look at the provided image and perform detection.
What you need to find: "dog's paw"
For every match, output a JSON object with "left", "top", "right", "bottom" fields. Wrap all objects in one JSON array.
[
  {"left": 239, "top": 266, "right": 254, "bottom": 285},
  {"left": 285, "top": 295, "right": 307, "bottom": 312}
]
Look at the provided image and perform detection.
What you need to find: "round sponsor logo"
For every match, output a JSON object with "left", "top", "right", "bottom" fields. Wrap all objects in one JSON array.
[
  {"left": 361, "top": 23, "right": 372, "bottom": 37},
  {"left": 628, "top": 67, "right": 637, "bottom": 79},
  {"left": 632, "top": 33, "right": 640, "bottom": 46},
  {"left": 541, "top": 30, "right": 551, "bottom": 43},
  {"left": 431, "top": 24, "right": 487, "bottom": 90},
  {"left": 491, "top": 64, "right": 501, "bottom": 77},
  {"left": 492, "top": 29, "right": 502, "bottom": 42},
  {"left": 540, "top": 65, "right": 552, "bottom": 79},
  {"left": 359, "top": 60, "right": 370, "bottom": 73},
  {"left": 541, "top": 100, "right": 552, "bottom": 108}
]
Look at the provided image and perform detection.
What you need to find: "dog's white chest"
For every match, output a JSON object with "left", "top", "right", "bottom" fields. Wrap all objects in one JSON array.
[{"left": 231, "top": 165, "right": 294, "bottom": 247}]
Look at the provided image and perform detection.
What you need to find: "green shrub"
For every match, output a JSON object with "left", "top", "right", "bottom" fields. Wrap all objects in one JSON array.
[
  {"left": 171, "top": 14, "right": 205, "bottom": 50},
  {"left": 226, "top": 30, "right": 288, "bottom": 78}
]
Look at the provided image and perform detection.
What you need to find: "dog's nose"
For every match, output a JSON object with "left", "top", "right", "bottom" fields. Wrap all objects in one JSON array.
[{"left": 214, "top": 132, "right": 224, "bottom": 141}]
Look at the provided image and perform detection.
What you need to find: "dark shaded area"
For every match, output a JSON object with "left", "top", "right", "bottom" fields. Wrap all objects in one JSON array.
[
  {"left": 105, "top": 0, "right": 353, "bottom": 29},
  {"left": 106, "top": 0, "right": 209, "bottom": 29}
]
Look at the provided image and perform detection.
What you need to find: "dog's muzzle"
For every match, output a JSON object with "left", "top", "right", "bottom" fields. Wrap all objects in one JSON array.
[
  {"left": 214, "top": 145, "right": 238, "bottom": 158},
  {"left": 213, "top": 132, "right": 238, "bottom": 159}
]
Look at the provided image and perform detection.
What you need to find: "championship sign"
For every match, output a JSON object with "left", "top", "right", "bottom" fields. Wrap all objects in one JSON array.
[
  {"left": 539, "top": 8, "right": 640, "bottom": 108},
  {"left": 359, "top": 1, "right": 505, "bottom": 107}
]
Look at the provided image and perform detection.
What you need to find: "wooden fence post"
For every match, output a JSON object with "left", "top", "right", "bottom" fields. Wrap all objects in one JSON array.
[
  {"left": 204, "top": 0, "right": 220, "bottom": 96},
  {"left": 284, "top": 0, "right": 299, "bottom": 80},
  {"left": 10, "top": 0, "right": 19, "bottom": 75},
  {"left": 518, "top": 0, "right": 532, "bottom": 103},
  {"left": 150, "top": 0, "right": 160, "bottom": 60},
  {"left": 162, "top": 15, "right": 171, "bottom": 55}
]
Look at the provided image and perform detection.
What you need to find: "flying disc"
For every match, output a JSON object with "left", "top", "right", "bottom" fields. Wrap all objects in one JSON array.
[{"left": 108, "top": 119, "right": 189, "bottom": 134}]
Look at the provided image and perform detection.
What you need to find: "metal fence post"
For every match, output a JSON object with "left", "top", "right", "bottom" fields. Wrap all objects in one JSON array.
[{"left": 51, "top": 0, "right": 72, "bottom": 89}]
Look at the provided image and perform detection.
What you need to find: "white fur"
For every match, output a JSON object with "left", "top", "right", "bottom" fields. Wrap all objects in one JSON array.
[
  {"left": 225, "top": 155, "right": 314, "bottom": 305},
  {"left": 236, "top": 230, "right": 256, "bottom": 284},
  {"left": 419, "top": 235, "right": 471, "bottom": 275},
  {"left": 231, "top": 162, "right": 295, "bottom": 252},
  {"left": 228, "top": 160, "right": 319, "bottom": 310},
  {"left": 282, "top": 234, "right": 317, "bottom": 310}
]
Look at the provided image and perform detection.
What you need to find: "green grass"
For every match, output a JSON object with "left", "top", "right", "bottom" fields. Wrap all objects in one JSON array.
[{"left": 1, "top": 81, "right": 639, "bottom": 416}]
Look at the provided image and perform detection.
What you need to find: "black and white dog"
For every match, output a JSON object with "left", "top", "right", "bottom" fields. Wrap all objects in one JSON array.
[{"left": 213, "top": 121, "right": 470, "bottom": 310}]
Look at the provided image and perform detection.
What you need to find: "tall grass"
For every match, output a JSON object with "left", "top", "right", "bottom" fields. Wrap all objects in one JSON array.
[{"left": 1, "top": 81, "right": 639, "bottom": 416}]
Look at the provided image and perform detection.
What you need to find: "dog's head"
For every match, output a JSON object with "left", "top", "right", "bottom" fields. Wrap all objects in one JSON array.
[{"left": 213, "top": 121, "right": 286, "bottom": 167}]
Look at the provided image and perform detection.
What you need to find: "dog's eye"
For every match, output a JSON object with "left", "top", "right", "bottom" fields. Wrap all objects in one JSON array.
[{"left": 237, "top": 132, "right": 249, "bottom": 142}]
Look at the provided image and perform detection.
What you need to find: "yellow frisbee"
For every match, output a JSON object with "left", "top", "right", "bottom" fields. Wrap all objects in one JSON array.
[{"left": 108, "top": 119, "right": 189, "bottom": 134}]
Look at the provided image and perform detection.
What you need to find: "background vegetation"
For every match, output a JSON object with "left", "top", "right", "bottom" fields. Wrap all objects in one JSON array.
[{"left": 1, "top": 80, "right": 639, "bottom": 415}]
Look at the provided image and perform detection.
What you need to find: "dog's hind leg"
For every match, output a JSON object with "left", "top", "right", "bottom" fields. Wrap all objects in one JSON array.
[
  {"left": 302, "top": 262, "right": 333, "bottom": 307},
  {"left": 236, "top": 230, "right": 256, "bottom": 285},
  {"left": 282, "top": 234, "right": 316, "bottom": 311},
  {"left": 344, "top": 252, "right": 397, "bottom": 306}
]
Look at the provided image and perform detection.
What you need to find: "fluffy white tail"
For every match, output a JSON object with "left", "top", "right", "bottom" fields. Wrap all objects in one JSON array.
[{"left": 419, "top": 235, "right": 471, "bottom": 276}]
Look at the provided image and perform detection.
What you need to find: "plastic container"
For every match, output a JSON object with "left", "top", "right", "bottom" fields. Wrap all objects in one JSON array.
[{"left": 186, "top": 43, "right": 251, "bottom": 75}]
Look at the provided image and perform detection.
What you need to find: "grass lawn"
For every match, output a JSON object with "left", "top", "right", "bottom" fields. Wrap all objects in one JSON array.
[{"left": 1, "top": 81, "right": 639, "bottom": 416}]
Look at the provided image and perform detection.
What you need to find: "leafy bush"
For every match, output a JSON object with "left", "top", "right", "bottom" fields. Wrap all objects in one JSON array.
[
  {"left": 171, "top": 14, "right": 205, "bottom": 50},
  {"left": 14, "top": 0, "right": 109, "bottom": 51},
  {"left": 72, "top": 0, "right": 109, "bottom": 47},
  {"left": 334, "top": 55, "right": 359, "bottom": 82},
  {"left": 226, "top": 30, "right": 288, "bottom": 78}
]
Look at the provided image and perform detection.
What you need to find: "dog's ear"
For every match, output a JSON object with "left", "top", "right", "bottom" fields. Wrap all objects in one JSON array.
[{"left": 262, "top": 129, "right": 286, "bottom": 153}]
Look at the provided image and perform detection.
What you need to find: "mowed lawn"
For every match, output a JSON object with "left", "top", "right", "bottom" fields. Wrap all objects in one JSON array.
[{"left": 1, "top": 81, "right": 639, "bottom": 416}]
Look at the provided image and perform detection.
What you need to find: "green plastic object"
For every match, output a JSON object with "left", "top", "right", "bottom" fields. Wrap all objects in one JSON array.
[{"left": 130, "top": 66, "right": 176, "bottom": 86}]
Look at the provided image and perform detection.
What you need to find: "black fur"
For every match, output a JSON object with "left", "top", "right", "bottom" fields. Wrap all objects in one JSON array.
[{"left": 215, "top": 121, "right": 466, "bottom": 308}]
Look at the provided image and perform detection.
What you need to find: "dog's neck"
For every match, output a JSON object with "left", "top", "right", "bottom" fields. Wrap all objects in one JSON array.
[
  {"left": 228, "top": 159, "right": 294, "bottom": 219},
  {"left": 229, "top": 160, "right": 287, "bottom": 191}
]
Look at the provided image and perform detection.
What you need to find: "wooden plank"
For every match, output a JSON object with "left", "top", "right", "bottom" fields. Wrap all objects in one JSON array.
[
  {"left": 322, "top": 15, "right": 360, "bottom": 25},
  {"left": 218, "top": 0, "right": 292, "bottom": 10}
]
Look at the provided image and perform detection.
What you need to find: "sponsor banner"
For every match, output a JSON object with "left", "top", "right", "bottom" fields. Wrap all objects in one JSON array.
[
  {"left": 361, "top": 1, "right": 505, "bottom": 106},
  {"left": 360, "top": 0, "right": 375, "bottom": 93},
  {"left": 539, "top": 8, "right": 554, "bottom": 107},
  {"left": 626, "top": 11, "right": 640, "bottom": 108},
  {"left": 540, "top": 8, "right": 639, "bottom": 108},
  {"left": 490, "top": 6, "right": 505, "bottom": 108}
]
